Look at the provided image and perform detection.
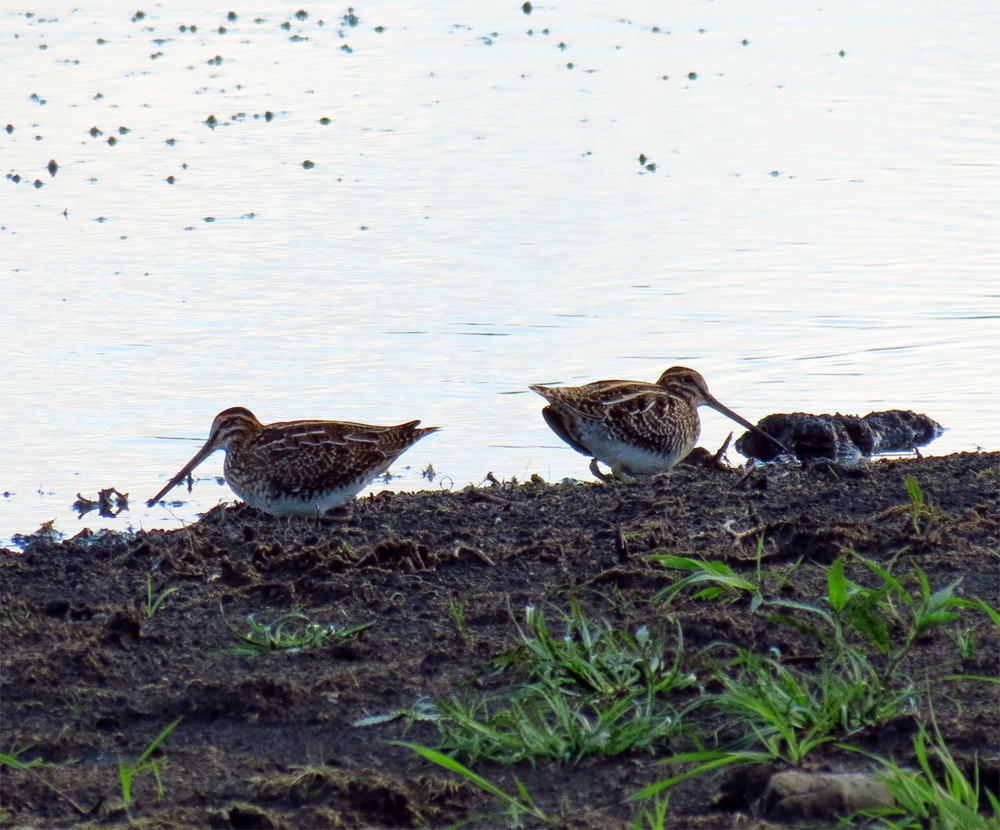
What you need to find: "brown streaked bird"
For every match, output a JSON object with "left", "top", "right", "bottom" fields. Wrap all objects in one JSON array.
[
  {"left": 529, "top": 366, "right": 787, "bottom": 481},
  {"left": 147, "top": 407, "right": 439, "bottom": 517}
]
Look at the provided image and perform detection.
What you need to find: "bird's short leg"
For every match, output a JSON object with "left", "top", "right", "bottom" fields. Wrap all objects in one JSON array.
[
  {"left": 610, "top": 464, "right": 637, "bottom": 485},
  {"left": 589, "top": 457, "right": 614, "bottom": 482}
]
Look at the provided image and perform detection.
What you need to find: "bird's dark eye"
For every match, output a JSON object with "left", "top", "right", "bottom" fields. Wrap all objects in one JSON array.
[{"left": 682, "top": 374, "right": 695, "bottom": 384}]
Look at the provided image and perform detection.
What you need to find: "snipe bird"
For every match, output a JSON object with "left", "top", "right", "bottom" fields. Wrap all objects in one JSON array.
[
  {"left": 147, "top": 407, "right": 440, "bottom": 517},
  {"left": 530, "top": 366, "right": 786, "bottom": 481}
]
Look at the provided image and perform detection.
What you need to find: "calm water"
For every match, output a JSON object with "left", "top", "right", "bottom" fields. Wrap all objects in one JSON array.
[{"left": 3, "top": 1, "right": 998, "bottom": 545}]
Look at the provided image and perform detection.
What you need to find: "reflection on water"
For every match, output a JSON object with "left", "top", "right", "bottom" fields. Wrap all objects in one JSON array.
[{"left": 2, "top": 1, "right": 997, "bottom": 544}]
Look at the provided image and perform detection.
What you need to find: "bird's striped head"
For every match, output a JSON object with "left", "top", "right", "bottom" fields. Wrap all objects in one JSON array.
[
  {"left": 207, "top": 407, "right": 264, "bottom": 451},
  {"left": 657, "top": 366, "right": 789, "bottom": 454},
  {"left": 655, "top": 367, "right": 715, "bottom": 407}
]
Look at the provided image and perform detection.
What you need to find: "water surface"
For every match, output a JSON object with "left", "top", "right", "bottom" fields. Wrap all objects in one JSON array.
[{"left": 3, "top": 1, "right": 997, "bottom": 544}]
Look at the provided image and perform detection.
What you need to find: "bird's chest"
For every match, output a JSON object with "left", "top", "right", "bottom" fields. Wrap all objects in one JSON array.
[
  {"left": 222, "top": 444, "right": 372, "bottom": 517},
  {"left": 580, "top": 399, "right": 701, "bottom": 475}
]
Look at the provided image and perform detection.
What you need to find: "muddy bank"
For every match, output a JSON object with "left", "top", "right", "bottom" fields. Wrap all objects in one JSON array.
[{"left": 2, "top": 452, "right": 997, "bottom": 828}]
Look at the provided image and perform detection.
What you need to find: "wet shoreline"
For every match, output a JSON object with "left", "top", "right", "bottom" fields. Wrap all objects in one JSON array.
[{"left": 2, "top": 450, "right": 997, "bottom": 827}]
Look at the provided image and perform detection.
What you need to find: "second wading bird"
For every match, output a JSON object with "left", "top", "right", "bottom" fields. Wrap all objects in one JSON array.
[
  {"left": 147, "top": 407, "right": 439, "bottom": 517},
  {"left": 530, "top": 366, "right": 786, "bottom": 481}
]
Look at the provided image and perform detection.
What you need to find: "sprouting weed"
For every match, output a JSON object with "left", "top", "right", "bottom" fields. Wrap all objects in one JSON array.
[{"left": 221, "top": 604, "right": 373, "bottom": 656}]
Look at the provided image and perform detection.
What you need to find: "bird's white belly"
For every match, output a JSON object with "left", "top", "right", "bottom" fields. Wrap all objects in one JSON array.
[
  {"left": 577, "top": 423, "right": 690, "bottom": 476},
  {"left": 231, "top": 477, "right": 373, "bottom": 518}
]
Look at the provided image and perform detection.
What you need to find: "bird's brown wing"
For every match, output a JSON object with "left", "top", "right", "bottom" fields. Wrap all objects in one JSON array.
[
  {"left": 248, "top": 420, "right": 436, "bottom": 498},
  {"left": 539, "top": 381, "right": 692, "bottom": 453}
]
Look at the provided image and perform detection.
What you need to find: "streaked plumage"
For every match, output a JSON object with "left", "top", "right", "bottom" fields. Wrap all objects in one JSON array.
[
  {"left": 530, "top": 366, "right": 785, "bottom": 480},
  {"left": 147, "top": 407, "right": 439, "bottom": 517}
]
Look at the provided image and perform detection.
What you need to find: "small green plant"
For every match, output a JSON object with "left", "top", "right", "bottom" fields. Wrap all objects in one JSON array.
[
  {"left": 632, "top": 558, "right": 988, "bottom": 803},
  {"left": 449, "top": 597, "right": 468, "bottom": 636},
  {"left": 421, "top": 603, "right": 693, "bottom": 765},
  {"left": 353, "top": 695, "right": 441, "bottom": 729},
  {"left": 142, "top": 577, "right": 179, "bottom": 618},
  {"left": 945, "top": 624, "right": 978, "bottom": 661},
  {"left": 1, "top": 746, "right": 85, "bottom": 816},
  {"left": 118, "top": 718, "right": 182, "bottom": 808},
  {"left": 497, "top": 600, "right": 694, "bottom": 699},
  {"left": 944, "top": 596, "right": 1000, "bottom": 685},
  {"left": 434, "top": 681, "right": 683, "bottom": 764},
  {"left": 651, "top": 554, "right": 761, "bottom": 608},
  {"left": 704, "top": 558, "right": 985, "bottom": 762},
  {"left": 396, "top": 742, "right": 548, "bottom": 826},
  {"left": 0, "top": 744, "right": 46, "bottom": 770},
  {"left": 768, "top": 557, "right": 969, "bottom": 710},
  {"left": 707, "top": 647, "right": 886, "bottom": 763},
  {"left": 222, "top": 604, "right": 373, "bottom": 655},
  {"left": 650, "top": 547, "right": 802, "bottom": 610},
  {"left": 632, "top": 791, "right": 672, "bottom": 830},
  {"left": 844, "top": 718, "right": 1000, "bottom": 829},
  {"left": 63, "top": 690, "right": 84, "bottom": 719},
  {"left": 904, "top": 474, "right": 926, "bottom": 533}
]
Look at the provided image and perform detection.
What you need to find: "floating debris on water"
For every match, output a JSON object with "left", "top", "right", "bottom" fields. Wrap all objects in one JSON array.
[{"left": 72, "top": 487, "right": 129, "bottom": 518}]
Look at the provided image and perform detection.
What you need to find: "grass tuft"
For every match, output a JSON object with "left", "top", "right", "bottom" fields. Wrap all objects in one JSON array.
[
  {"left": 221, "top": 603, "right": 373, "bottom": 656},
  {"left": 118, "top": 718, "right": 182, "bottom": 808},
  {"left": 142, "top": 577, "right": 179, "bottom": 618},
  {"left": 395, "top": 742, "right": 548, "bottom": 825},
  {"left": 385, "top": 601, "right": 694, "bottom": 766},
  {"left": 843, "top": 716, "right": 1000, "bottom": 829}
]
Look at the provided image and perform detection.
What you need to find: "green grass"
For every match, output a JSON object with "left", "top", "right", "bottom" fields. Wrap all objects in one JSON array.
[
  {"left": 651, "top": 554, "right": 761, "bottom": 607},
  {"left": 3, "top": 724, "right": 182, "bottom": 821},
  {"left": 905, "top": 475, "right": 926, "bottom": 534},
  {"left": 142, "top": 577, "right": 179, "bottom": 618},
  {"left": 377, "top": 561, "right": 998, "bottom": 823},
  {"left": 843, "top": 717, "right": 1000, "bottom": 829},
  {"left": 448, "top": 596, "right": 468, "bottom": 637},
  {"left": 1, "top": 744, "right": 85, "bottom": 817},
  {"left": 118, "top": 718, "right": 182, "bottom": 808},
  {"left": 395, "top": 742, "right": 548, "bottom": 827},
  {"left": 946, "top": 623, "right": 980, "bottom": 660},
  {"left": 0, "top": 744, "right": 47, "bottom": 770},
  {"left": 0, "top": 744, "right": 78, "bottom": 772},
  {"left": 221, "top": 604, "right": 374, "bottom": 656},
  {"left": 650, "top": 541, "right": 802, "bottom": 610},
  {"left": 434, "top": 680, "right": 682, "bottom": 764},
  {"left": 711, "top": 649, "right": 848, "bottom": 762},
  {"left": 496, "top": 599, "right": 693, "bottom": 699},
  {"left": 391, "top": 602, "right": 694, "bottom": 765},
  {"left": 630, "top": 557, "right": 998, "bottom": 805},
  {"left": 704, "top": 557, "right": 984, "bottom": 760},
  {"left": 768, "top": 557, "right": 976, "bottom": 699},
  {"left": 632, "top": 791, "right": 672, "bottom": 830}
]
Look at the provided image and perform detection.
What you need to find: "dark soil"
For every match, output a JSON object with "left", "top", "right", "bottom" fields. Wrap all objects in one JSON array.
[{"left": 2, "top": 452, "right": 998, "bottom": 829}]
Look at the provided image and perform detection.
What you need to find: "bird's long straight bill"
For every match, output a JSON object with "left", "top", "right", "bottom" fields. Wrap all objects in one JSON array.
[
  {"left": 705, "top": 397, "right": 789, "bottom": 453},
  {"left": 147, "top": 440, "right": 218, "bottom": 506}
]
